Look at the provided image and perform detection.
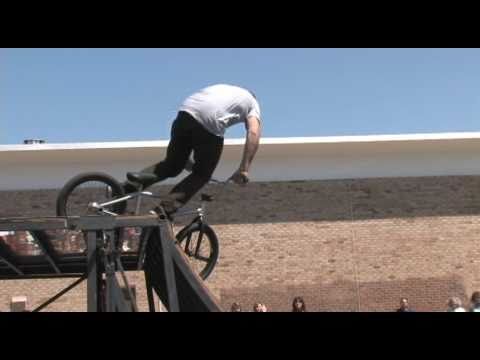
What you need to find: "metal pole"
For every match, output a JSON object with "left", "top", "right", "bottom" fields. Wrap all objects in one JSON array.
[
  {"left": 110, "top": 275, "right": 132, "bottom": 312},
  {"left": 159, "top": 224, "right": 180, "bottom": 312},
  {"left": 104, "top": 251, "right": 115, "bottom": 312},
  {"left": 137, "top": 227, "right": 152, "bottom": 270},
  {"left": 32, "top": 275, "right": 86, "bottom": 312},
  {"left": 145, "top": 271, "right": 156, "bottom": 312},
  {"left": 86, "top": 231, "right": 98, "bottom": 312},
  {"left": 115, "top": 257, "right": 138, "bottom": 312},
  {"left": 97, "top": 268, "right": 104, "bottom": 312}
]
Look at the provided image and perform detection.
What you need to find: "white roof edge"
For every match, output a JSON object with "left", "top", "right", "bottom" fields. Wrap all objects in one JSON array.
[{"left": 2, "top": 132, "right": 480, "bottom": 152}]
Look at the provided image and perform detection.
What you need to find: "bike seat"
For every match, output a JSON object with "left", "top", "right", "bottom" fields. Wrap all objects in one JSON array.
[{"left": 127, "top": 172, "right": 158, "bottom": 184}]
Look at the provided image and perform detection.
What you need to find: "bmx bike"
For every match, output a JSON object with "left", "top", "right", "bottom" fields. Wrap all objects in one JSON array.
[{"left": 55, "top": 168, "right": 226, "bottom": 280}]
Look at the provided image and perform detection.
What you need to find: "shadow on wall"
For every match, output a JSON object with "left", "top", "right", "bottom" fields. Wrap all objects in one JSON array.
[
  {"left": 220, "top": 274, "right": 468, "bottom": 312},
  {"left": 1, "top": 175, "right": 480, "bottom": 225}
]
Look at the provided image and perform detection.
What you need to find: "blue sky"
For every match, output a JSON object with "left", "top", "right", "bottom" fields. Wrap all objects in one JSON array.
[{"left": 2, "top": 48, "right": 480, "bottom": 144}]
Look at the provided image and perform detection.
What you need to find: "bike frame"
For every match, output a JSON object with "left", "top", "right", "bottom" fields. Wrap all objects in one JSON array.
[
  {"left": 89, "top": 190, "right": 208, "bottom": 223},
  {"left": 90, "top": 176, "right": 227, "bottom": 222},
  {"left": 75, "top": 174, "right": 229, "bottom": 278}
]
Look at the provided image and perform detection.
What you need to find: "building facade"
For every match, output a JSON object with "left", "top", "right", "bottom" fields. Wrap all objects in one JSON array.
[{"left": 1, "top": 133, "right": 480, "bottom": 311}]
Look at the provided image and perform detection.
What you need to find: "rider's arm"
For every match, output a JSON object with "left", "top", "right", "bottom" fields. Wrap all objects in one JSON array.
[
  {"left": 239, "top": 116, "right": 261, "bottom": 173},
  {"left": 230, "top": 116, "right": 261, "bottom": 184}
]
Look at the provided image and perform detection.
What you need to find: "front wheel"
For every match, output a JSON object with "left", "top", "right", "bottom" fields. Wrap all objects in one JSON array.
[
  {"left": 143, "top": 221, "right": 220, "bottom": 282},
  {"left": 175, "top": 222, "right": 220, "bottom": 280}
]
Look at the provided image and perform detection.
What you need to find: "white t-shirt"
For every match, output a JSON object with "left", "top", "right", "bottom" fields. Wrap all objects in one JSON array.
[{"left": 179, "top": 84, "right": 261, "bottom": 137}]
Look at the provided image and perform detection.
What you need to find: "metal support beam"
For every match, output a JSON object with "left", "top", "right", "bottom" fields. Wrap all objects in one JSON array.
[
  {"left": 0, "top": 273, "right": 86, "bottom": 280},
  {"left": 31, "top": 231, "right": 61, "bottom": 274},
  {"left": 32, "top": 275, "right": 86, "bottom": 312},
  {"left": 145, "top": 271, "right": 156, "bottom": 312},
  {"left": 97, "top": 267, "right": 104, "bottom": 311},
  {"left": 116, "top": 257, "right": 138, "bottom": 312},
  {"left": 0, "top": 255, "right": 23, "bottom": 275},
  {"left": 86, "top": 231, "right": 99, "bottom": 312},
  {"left": 137, "top": 227, "right": 152, "bottom": 270},
  {"left": 158, "top": 224, "right": 180, "bottom": 312},
  {"left": 102, "top": 230, "right": 136, "bottom": 312},
  {"left": 0, "top": 215, "right": 205, "bottom": 312},
  {"left": 110, "top": 275, "right": 133, "bottom": 312},
  {"left": 0, "top": 241, "right": 24, "bottom": 275},
  {"left": 0, "top": 214, "right": 161, "bottom": 232}
]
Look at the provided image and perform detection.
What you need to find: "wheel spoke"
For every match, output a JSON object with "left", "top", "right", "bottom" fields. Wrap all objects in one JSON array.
[
  {"left": 184, "top": 233, "right": 192, "bottom": 256},
  {"left": 194, "top": 230, "right": 204, "bottom": 257},
  {"left": 175, "top": 225, "right": 218, "bottom": 280},
  {"left": 195, "top": 255, "right": 211, "bottom": 263}
]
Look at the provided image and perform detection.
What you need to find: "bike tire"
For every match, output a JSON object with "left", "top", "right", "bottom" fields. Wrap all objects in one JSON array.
[
  {"left": 145, "top": 222, "right": 219, "bottom": 284},
  {"left": 175, "top": 222, "right": 220, "bottom": 280},
  {"left": 56, "top": 172, "right": 127, "bottom": 216}
]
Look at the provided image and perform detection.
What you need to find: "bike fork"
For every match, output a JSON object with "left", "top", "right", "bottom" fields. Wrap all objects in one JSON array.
[{"left": 184, "top": 219, "right": 205, "bottom": 257}]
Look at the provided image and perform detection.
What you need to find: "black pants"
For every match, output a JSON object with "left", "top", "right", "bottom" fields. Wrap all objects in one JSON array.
[{"left": 140, "top": 111, "right": 224, "bottom": 210}]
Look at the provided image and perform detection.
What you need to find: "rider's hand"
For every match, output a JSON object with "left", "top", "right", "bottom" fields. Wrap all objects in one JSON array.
[{"left": 229, "top": 169, "right": 249, "bottom": 185}]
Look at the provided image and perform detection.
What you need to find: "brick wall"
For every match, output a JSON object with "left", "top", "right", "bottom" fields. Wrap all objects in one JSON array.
[{"left": 1, "top": 175, "right": 480, "bottom": 312}]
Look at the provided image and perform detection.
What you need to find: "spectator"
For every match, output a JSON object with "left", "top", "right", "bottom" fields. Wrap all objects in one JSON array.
[
  {"left": 470, "top": 291, "right": 480, "bottom": 312},
  {"left": 447, "top": 297, "right": 466, "bottom": 312},
  {"left": 253, "top": 303, "right": 267, "bottom": 312},
  {"left": 396, "top": 297, "right": 414, "bottom": 312},
  {"left": 292, "top": 297, "right": 307, "bottom": 312},
  {"left": 119, "top": 228, "right": 134, "bottom": 252},
  {"left": 230, "top": 302, "right": 242, "bottom": 312}
]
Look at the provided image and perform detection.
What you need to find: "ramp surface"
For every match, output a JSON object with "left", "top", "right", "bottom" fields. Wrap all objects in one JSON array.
[{"left": 144, "top": 225, "right": 222, "bottom": 312}]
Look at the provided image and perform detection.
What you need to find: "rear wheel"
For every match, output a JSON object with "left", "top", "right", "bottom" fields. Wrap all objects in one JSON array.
[
  {"left": 56, "top": 172, "right": 126, "bottom": 217},
  {"left": 56, "top": 172, "right": 129, "bottom": 271}
]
